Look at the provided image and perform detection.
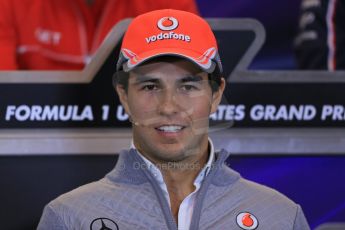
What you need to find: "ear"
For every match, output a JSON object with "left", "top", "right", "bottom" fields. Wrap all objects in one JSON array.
[
  {"left": 116, "top": 85, "right": 131, "bottom": 116},
  {"left": 210, "top": 78, "right": 226, "bottom": 114}
]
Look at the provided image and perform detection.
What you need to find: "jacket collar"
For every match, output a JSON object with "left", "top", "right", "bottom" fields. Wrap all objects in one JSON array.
[
  {"left": 132, "top": 137, "right": 216, "bottom": 187},
  {"left": 106, "top": 148, "right": 240, "bottom": 186}
]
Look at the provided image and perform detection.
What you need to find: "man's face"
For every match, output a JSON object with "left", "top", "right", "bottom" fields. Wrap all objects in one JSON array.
[{"left": 116, "top": 58, "right": 225, "bottom": 163}]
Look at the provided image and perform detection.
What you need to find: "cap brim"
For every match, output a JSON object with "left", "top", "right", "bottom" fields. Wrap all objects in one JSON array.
[{"left": 122, "top": 48, "right": 217, "bottom": 73}]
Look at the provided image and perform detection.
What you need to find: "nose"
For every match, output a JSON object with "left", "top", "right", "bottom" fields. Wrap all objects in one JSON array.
[{"left": 157, "top": 88, "right": 180, "bottom": 116}]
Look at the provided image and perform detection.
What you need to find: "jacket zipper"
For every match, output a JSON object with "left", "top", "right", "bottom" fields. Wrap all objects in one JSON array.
[
  {"left": 130, "top": 149, "right": 178, "bottom": 230},
  {"left": 189, "top": 149, "right": 228, "bottom": 230},
  {"left": 131, "top": 149, "right": 228, "bottom": 230}
]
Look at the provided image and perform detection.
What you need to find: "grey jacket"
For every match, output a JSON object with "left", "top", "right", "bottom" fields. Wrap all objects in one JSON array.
[{"left": 37, "top": 149, "right": 310, "bottom": 230}]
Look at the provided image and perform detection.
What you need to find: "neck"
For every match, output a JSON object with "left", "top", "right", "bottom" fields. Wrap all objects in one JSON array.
[
  {"left": 160, "top": 148, "right": 209, "bottom": 189},
  {"left": 160, "top": 141, "right": 210, "bottom": 223},
  {"left": 139, "top": 138, "right": 210, "bottom": 190}
]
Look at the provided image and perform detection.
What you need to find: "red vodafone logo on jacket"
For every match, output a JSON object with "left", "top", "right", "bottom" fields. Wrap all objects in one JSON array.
[{"left": 236, "top": 212, "right": 259, "bottom": 230}]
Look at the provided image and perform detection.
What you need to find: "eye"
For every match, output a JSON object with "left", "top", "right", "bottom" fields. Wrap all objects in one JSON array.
[
  {"left": 141, "top": 84, "right": 158, "bottom": 91},
  {"left": 180, "top": 84, "right": 198, "bottom": 91}
]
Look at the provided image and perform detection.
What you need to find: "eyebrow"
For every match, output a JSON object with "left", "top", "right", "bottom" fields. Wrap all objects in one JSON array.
[
  {"left": 133, "top": 75, "right": 160, "bottom": 84},
  {"left": 179, "top": 75, "right": 203, "bottom": 83},
  {"left": 133, "top": 74, "right": 204, "bottom": 85}
]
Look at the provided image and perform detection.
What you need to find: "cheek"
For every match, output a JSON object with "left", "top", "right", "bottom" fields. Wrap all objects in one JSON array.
[
  {"left": 128, "top": 94, "right": 158, "bottom": 119},
  {"left": 192, "top": 103, "right": 212, "bottom": 118},
  {"left": 185, "top": 96, "right": 212, "bottom": 119}
]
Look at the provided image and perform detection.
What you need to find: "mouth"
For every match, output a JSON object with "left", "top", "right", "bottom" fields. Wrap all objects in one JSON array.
[{"left": 155, "top": 125, "right": 186, "bottom": 133}]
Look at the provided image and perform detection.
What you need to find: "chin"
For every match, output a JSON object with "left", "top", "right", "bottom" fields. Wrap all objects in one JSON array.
[{"left": 153, "top": 144, "right": 201, "bottom": 163}]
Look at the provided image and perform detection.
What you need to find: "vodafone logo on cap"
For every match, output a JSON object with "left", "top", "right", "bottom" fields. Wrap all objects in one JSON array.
[
  {"left": 236, "top": 212, "right": 258, "bottom": 230},
  {"left": 145, "top": 16, "right": 190, "bottom": 44},
  {"left": 157, "top": 17, "right": 178, "bottom": 31}
]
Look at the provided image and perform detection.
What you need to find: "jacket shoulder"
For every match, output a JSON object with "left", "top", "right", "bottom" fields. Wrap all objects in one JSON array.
[
  {"left": 39, "top": 178, "right": 165, "bottom": 229},
  {"left": 202, "top": 165, "right": 310, "bottom": 229},
  {"left": 222, "top": 165, "right": 299, "bottom": 209}
]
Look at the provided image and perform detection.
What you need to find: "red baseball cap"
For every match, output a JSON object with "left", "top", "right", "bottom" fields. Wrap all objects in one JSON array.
[{"left": 117, "top": 9, "right": 222, "bottom": 74}]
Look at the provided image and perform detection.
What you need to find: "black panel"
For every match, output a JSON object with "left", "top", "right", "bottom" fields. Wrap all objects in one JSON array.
[{"left": 0, "top": 155, "right": 117, "bottom": 230}]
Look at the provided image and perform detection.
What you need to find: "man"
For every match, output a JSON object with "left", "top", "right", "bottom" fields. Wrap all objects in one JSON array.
[
  {"left": 0, "top": 0, "right": 198, "bottom": 70},
  {"left": 38, "top": 9, "right": 310, "bottom": 229}
]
